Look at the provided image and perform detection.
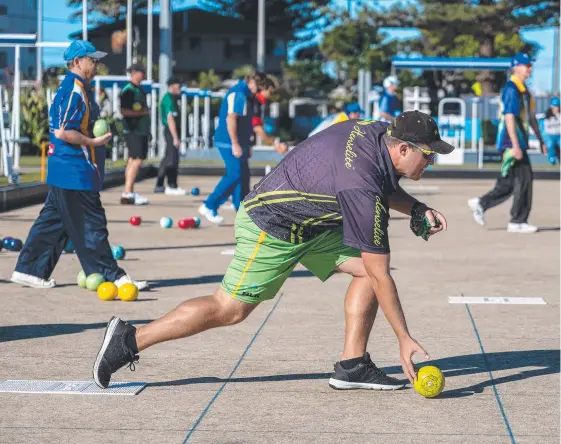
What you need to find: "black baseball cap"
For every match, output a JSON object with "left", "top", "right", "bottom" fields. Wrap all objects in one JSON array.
[
  {"left": 387, "top": 110, "right": 455, "bottom": 154},
  {"left": 127, "top": 63, "right": 146, "bottom": 74},
  {"left": 167, "top": 76, "right": 182, "bottom": 86}
]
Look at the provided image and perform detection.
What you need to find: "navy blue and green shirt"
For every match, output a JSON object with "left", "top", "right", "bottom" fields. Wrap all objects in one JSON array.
[
  {"left": 496, "top": 75, "right": 536, "bottom": 152},
  {"left": 244, "top": 120, "right": 399, "bottom": 254},
  {"left": 47, "top": 71, "right": 102, "bottom": 191}
]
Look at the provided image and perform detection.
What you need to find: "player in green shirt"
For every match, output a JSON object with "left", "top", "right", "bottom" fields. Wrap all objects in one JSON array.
[
  {"left": 119, "top": 63, "right": 150, "bottom": 205},
  {"left": 154, "top": 77, "right": 185, "bottom": 195}
]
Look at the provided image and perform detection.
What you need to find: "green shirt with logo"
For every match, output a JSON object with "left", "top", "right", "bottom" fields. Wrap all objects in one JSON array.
[
  {"left": 120, "top": 82, "right": 150, "bottom": 136},
  {"left": 160, "top": 92, "right": 179, "bottom": 127}
]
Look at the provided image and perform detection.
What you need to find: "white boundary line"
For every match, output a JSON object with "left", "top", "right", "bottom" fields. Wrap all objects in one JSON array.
[{"left": 449, "top": 297, "right": 546, "bottom": 305}]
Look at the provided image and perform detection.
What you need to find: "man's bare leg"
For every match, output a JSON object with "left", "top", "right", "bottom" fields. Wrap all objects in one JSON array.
[
  {"left": 329, "top": 257, "right": 404, "bottom": 390},
  {"left": 336, "top": 257, "right": 379, "bottom": 360},
  {"left": 124, "top": 158, "right": 143, "bottom": 194},
  {"left": 93, "top": 287, "right": 258, "bottom": 388},
  {"left": 136, "top": 287, "right": 258, "bottom": 351}
]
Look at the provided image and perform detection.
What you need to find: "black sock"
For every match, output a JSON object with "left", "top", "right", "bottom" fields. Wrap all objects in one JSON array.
[
  {"left": 340, "top": 355, "right": 365, "bottom": 370},
  {"left": 125, "top": 329, "right": 139, "bottom": 354}
]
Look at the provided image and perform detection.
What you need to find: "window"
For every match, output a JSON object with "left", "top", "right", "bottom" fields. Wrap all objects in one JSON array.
[
  {"left": 0, "top": 52, "right": 7, "bottom": 69},
  {"left": 0, "top": 6, "right": 7, "bottom": 16},
  {"left": 174, "top": 36, "right": 183, "bottom": 50},
  {"left": 266, "top": 39, "right": 274, "bottom": 55},
  {"left": 190, "top": 37, "right": 201, "bottom": 51},
  {"left": 224, "top": 38, "right": 250, "bottom": 60}
]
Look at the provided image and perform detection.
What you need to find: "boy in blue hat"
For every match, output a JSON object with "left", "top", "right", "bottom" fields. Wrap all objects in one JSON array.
[
  {"left": 544, "top": 96, "right": 560, "bottom": 164},
  {"left": 468, "top": 52, "right": 547, "bottom": 234},
  {"left": 379, "top": 75, "right": 401, "bottom": 123},
  {"left": 11, "top": 40, "right": 147, "bottom": 290}
]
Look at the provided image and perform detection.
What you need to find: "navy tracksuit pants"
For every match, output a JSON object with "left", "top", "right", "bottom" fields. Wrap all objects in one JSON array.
[{"left": 15, "top": 186, "right": 125, "bottom": 281}]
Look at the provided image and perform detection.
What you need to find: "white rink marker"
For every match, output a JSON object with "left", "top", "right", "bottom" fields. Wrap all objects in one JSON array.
[
  {"left": 449, "top": 297, "right": 546, "bottom": 305},
  {"left": 402, "top": 185, "right": 440, "bottom": 192},
  {"left": 0, "top": 380, "right": 146, "bottom": 396},
  {"left": 221, "top": 249, "right": 235, "bottom": 255}
]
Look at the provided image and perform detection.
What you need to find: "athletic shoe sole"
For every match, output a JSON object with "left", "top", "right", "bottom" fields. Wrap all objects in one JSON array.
[
  {"left": 93, "top": 317, "right": 120, "bottom": 389},
  {"left": 328, "top": 378, "right": 406, "bottom": 390}
]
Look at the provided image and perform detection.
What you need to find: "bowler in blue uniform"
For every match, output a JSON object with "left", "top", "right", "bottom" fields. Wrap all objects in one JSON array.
[{"left": 11, "top": 40, "right": 147, "bottom": 290}]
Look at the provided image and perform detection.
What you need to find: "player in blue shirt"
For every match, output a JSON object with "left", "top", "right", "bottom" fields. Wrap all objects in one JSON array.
[
  {"left": 199, "top": 72, "right": 266, "bottom": 224},
  {"left": 468, "top": 52, "right": 547, "bottom": 234},
  {"left": 11, "top": 40, "right": 147, "bottom": 290},
  {"left": 378, "top": 76, "right": 401, "bottom": 123}
]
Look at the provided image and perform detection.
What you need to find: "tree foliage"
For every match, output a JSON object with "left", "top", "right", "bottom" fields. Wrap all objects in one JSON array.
[
  {"left": 367, "top": 0, "right": 560, "bottom": 93},
  {"left": 281, "top": 60, "right": 336, "bottom": 98},
  {"left": 319, "top": 11, "right": 401, "bottom": 85}
]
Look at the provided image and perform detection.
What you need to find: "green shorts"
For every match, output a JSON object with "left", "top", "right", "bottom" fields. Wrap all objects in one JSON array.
[{"left": 221, "top": 204, "right": 361, "bottom": 304}]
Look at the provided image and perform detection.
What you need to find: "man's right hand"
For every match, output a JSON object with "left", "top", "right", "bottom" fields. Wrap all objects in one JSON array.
[
  {"left": 511, "top": 146, "right": 523, "bottom": 160},
  {"left": 232, "top": 143, "right": 243, "bottom": 158},
  {"left": 399, "top": 335, "right": 429, "bottom": 384},
  {"left": 173, "top": 137, "right": 180, "bottom": 148},
  {"left": 92, "top": 133, "right": 112, "bottom": 147}
]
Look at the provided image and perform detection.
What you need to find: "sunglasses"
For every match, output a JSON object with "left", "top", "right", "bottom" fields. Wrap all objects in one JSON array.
[
  {"left": 408, "top": 141, "right": 437, "bottom": 162},
  {"left": 84, "top": 57, "right": 99, "bottom": 65}
]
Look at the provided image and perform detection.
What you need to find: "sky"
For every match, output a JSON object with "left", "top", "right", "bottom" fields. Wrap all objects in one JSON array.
[{"left": 41, "top": 0, "right": 558, "bottom": 93}]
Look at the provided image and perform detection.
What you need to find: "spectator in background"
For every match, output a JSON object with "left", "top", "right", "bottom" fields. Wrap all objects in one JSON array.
[
  {"left": 198, "top": 72, "right": 267, "bottom": 224},
  {"left": 468, "top": 52, "right": 547, "bottom": 234},
  {"left": 119, "top": 63, "right": 150, "bottom": 206},
  {"left": 154, "top": 77, "right": 186, "bottom": 195},
  {"left": 544, "top": 96, "right": 560, "bottom": 165},
  {"left": 379, "top": 76, "right": 401, "bottom": 123},
  {"left": 252, "top": 76, "right": 287, "bottom": 153},
  {"left": 308, "top": 102, "right": 364, "bottom": 138}
]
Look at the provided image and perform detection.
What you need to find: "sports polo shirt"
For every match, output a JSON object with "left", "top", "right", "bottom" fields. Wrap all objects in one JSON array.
[
  {"left": 160, "top": 92, "right": 179, "bottom": 127},
  {"left": 496, "top": 75, "right": 536, "bottom": 151},
  {"left": 47, "top": 71, "right": 101, "bottom": 191},
  {"left": 213, "top": 80, "right": 254, "bottom": 149},
  {"left": 244, "top": 120, "right": 400, "bottom": 254},
  {"left": 379, "top": 92, "right": 401, "bottom": 122}
]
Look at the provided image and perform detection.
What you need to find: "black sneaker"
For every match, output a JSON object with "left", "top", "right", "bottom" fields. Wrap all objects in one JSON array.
[
  {"left": 93, "top": 317, "right": 139, "bottom": 389},
  {"left": 153, "top": 186, "right": 165, "bottom": 193},
  {"left": 328, "top": 352, "right": 406, "bottom": 390}
]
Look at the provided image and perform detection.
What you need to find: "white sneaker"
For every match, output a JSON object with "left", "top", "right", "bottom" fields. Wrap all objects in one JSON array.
[
  {"left": 114, "top": 275, "right": 149, "bottom": 291},
  {"left": 133, "top": 193, "right": 149, "bottom": 205},
  {"left": 198, "top": 203, "right": 224, "bottom": 224},
  {"left": 165, "top": 186, "right": 187, "bottom": 196},
  {"left": 11, "top": 271, "right": 56, "bottom": 289},
  {"left": 507, "top": 223, "right": 538, "bottom": 234},
  {"left": 222, "top": 202, "right": 236, "bottom": 211},
  {"left": 468, "top": 198, "right": 485, "bottom": 226}
]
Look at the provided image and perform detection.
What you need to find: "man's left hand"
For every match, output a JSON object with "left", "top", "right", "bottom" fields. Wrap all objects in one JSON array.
[
  {"left": 424, "top": 208, "right": 447, "bottom": 236},
  {"left": 541, "top": 143, "right": 548, "bottom": 155}
]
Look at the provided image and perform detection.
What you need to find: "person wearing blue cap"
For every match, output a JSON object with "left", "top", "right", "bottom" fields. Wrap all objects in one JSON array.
[
  {"left": 10, "top": 40, "right": 147, "bottom": 291},
  {"left": 544, "top": 96, "right": 560, "bottom": 164},
  {"left": 468, "top": 52, "right": 547, "bottom": 234},
  {"left": 379, "top": 75, "right": 401, "bottom": 123},
  {"left": 308, "top": 102, "right": 364, "bottom": 138}
]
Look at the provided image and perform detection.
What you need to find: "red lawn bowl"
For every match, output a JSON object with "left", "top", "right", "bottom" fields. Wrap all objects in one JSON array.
[
  {"left": 129, "top": 216, "right": 142, "bottom": 226},
  {"left": 178, "top": 219, "right": 188, "bottom": 229}
]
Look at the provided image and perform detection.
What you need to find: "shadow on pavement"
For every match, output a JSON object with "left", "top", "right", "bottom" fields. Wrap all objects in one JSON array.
[
  {"left": 0, "top": 319, "right": 153, "bottom": 342},
  {"left": 149, "top": 349, "right": 560, "bottom": 397}
]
